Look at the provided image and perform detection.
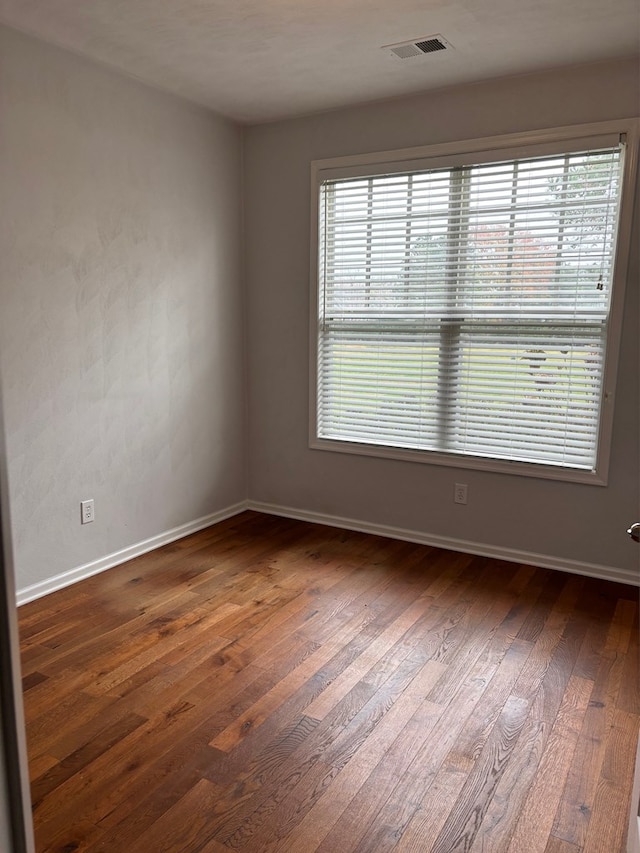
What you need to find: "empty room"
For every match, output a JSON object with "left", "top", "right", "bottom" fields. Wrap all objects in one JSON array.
[{"left": 0, "top": 1, "right": 638, "bottom": 851}]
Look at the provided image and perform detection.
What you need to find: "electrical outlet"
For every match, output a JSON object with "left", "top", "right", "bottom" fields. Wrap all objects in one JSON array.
[
  {"left": 81, "top": 499, "right": 95, "bottom": 524},
  {"left": 454, "top": 483, "right": 468, "bottom": 505}
]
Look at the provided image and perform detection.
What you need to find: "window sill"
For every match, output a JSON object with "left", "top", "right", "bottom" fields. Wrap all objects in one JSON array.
[{"left": 310, "top": 436, "right": 607, "bottom": 485}]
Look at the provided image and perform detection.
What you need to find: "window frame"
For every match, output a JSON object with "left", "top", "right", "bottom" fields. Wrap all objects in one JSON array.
[{"left": 309, "top": 119, "right": 639, "bottom": 485}]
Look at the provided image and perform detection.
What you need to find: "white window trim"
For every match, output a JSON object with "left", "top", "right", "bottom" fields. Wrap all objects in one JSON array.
[{"left": 309, "top": 119, "right": 639, "bottom": 485}]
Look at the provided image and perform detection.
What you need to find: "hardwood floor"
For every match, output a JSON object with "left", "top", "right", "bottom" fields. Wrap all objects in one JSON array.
[{"left": 18, "top": 511, "right": 640, "bottom": 852}]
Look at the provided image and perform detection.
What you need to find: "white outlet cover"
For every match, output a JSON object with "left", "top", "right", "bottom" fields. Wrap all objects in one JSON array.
[{"left": 81, "top": 499, "right": 95, "bottom": 524}]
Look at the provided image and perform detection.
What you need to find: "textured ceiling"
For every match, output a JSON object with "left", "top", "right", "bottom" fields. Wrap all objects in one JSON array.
[{"left": 0, "top": 0, "right": 638, "bottom": 122}]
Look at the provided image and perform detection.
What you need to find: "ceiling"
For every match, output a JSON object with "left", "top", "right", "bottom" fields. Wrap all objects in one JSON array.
[{"left": 0, "top": 0, "right": 638, "bottom": 123}]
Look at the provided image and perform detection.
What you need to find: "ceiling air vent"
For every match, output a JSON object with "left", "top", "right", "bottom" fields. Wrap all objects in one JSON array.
[{"left": 384, "top": 35, "right": 452, "bottom": 60}]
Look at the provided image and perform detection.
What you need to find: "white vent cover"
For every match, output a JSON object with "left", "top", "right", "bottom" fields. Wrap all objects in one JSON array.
[{"left": 383, "top": 34, "right": 452, "bottom": 59}]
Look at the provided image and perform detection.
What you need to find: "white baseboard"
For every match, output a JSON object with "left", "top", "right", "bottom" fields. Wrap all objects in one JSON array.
[
  {"left": 17, "top": 497, "right": 638, "bottom": 606},
  {"left": 16, "top": 501, "right": 249, "bottom": 606},
  {"left": 247, "top": 500, "right": 640, "bottom": 588}
]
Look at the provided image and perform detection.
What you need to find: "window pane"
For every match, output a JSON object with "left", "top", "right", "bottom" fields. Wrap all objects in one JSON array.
[
  {"left": 451, "top": 323, "right": 605, "bottom": 467},
  {"left": 317, "top": 142, "right": 624, "bottom": 471},
  {"left": 318, "top": 329, "right": 440, "bottom": 449}
]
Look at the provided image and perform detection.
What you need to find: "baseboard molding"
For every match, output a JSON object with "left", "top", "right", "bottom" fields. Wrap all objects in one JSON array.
[
  {"left": 17, "top": 497, "right": 638, "bottom": 605},
  {"left": 247, "top": 500, "right": 640, "bottom": 588},
  {"left": 16, "top": 501, "right": 249, "bottom": 606}
]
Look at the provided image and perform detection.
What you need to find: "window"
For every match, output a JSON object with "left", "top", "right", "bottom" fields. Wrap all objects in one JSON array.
[{"left": 310, "top": 122, "right": 638, "bottom": 482}]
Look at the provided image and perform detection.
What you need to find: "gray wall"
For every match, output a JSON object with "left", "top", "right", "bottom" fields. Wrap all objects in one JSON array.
[
  {"left": 0, "top": 26, "right": 246, "bottom": 592},
  {"left": 0, "top": 26, "right": 637, "bottom": 595},
  {"left": 244, "top": 58, "right": 640, "bottom": 580}
]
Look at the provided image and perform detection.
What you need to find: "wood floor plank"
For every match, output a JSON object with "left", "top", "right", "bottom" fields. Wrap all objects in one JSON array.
[
  {"left": 581, "top": 708, "right": 640, "bottom": 853},
  {"left": 206, "top": 609, "right": 384, "bottom": 756},
  {"left": 21, "top": 671, "right": 48, "bottom": 692},
  {"left": 616, "top": 605, "right": 640, "bottom": 715},
  {"left": 17, "top": 511, "right": 638, "bottom": 853},
  {"left": 27, "top": 755, "right": 58, "bottom": 785},
  {"left": 28, "top": 589, "right": 203, "bottom": 683},
  {"left": 206, "top": 636, "right": 441, "bottom": 847},
  {"left": 34, "top": 818, "right": 99, "bottom": 853},
  {"left": 466, "top": 687, "right": 559, "bottom": 852},
  {"left": 83, "top": 724, "right": 225, "bottom": 851},
  {"left": 424, "top": 571, "right": 522, "bottom": 707},
  {"left": 505, "top": 675, "right": 593, "bottom": 853},
  {"left": 544, "top": 838, "right": 582, "bottom": 853},
  {"left": 30, "top": 710, "right": 148, "bottom": 810},
  {"left": 552, "top": 593, "right": 638, "bottom": 849},
  {"left": 458, "top": 581, "right": 598, "bottom": 851},
  {"left": 199, "top": 605, "right": 414, "bottom": 789},
  {"left": 206, "top": 680, "right": 392, "bottom": 843},
  {"left": 208, "top": 633, "right": 323, "bottom": 753},
  {"left": 316, "top": 638, "right": 513, "bottom": 853},
  {"left": 272, "top": 668, "right": 446, "bottom": 852},
  {"left": 196, "top": 839, "right": 230, "bottom": 853},
  {"left": 25, "top": 689, "right": 114, "bottom": 759},
  {"left": 126, "top": 778, "right": 222, "bottom": 853},
  {"left": 395, "top": 765, "right": 469, "bottom": 853},
  {"left": 303, "top": 590, "right": 435, "bottom": 721},
  {"left": 429, "top": 693, "right": 533, "bottom": 853},
  {"left": 31, "top": 699, "right": 202, "bottom": 845},
  {"left": 206, "top": 553, "right": 450, "bottom": 761},
  {"left": 444, "top": 637, "right": 533, "bottom": 773}
]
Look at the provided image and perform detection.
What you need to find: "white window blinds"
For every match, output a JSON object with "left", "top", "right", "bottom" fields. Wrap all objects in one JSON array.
[{"left": 316, "top": 144, "right": 624, "bottom": 470}]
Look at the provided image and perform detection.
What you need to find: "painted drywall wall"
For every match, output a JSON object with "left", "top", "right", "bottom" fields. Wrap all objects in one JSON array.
[
  {"left": 0, "top": 26, "right": 245, "bottom": 591},
  {"left": 244, "top": 58, "right": 640, "bottom": 580}
]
